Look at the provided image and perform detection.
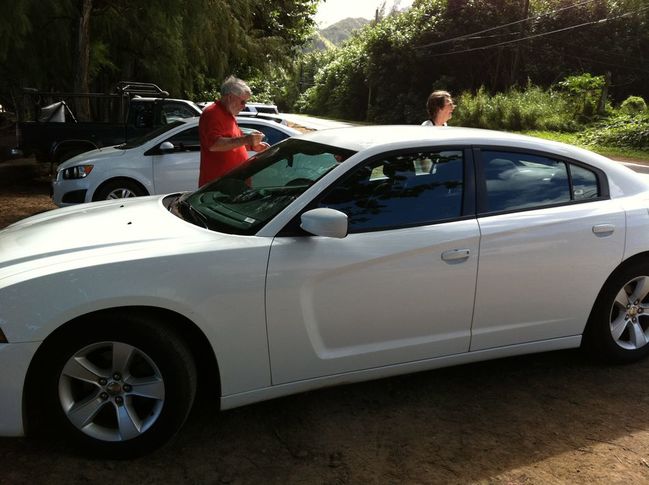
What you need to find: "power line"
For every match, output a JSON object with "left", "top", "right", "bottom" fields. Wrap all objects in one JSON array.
[
  {"left": 524, "top": 45, "right": 649, "bottom": 75},
  {"left": 421, "top": 5, "right": 649, "bottom": 58},
  {"left": 416, "top": 0, "right": 598, "bottom": 50}
]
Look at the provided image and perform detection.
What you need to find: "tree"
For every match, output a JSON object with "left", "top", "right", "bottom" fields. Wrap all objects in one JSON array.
[
  {"left": 0, "top": 0, "right": 319, "bottom": 111},
  {"left": 296, "top": 0, "right": 649, "bottom": 122}
]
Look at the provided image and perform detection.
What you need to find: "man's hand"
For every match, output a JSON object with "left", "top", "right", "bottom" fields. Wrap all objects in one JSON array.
[
  {"left": 245, "top": 131, "right": 264, "bottom": 147},
  {"left": 208, "top": 131, "right": 265, "bottom": 152},
  {"left": 251, "top": 142, "right": 270, "bottom": 153}
]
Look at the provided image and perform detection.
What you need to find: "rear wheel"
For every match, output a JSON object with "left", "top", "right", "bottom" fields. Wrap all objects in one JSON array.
[
  {"left": 34, "top": 313, "right": 196, "bottom": 458},
  {"left": 93, "top": 179, "right": 146, "bottom": 201},
  {"left": 584, "top": 262, "right": 649, "bottom": 363}
]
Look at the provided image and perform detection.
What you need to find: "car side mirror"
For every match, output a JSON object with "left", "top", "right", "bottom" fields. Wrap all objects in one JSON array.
[
  {"left": 159, "top": 141, "right": 175, "bottom": 152},
  {"left": 300, "top": 208, "right": 348, "bottom": 239}
]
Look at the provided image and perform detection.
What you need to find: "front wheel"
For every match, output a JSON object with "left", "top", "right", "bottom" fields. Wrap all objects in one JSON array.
[
  {"left": 584, "top": 262, "right": 649, "bottom": 363},
  {"left": 93, "top": 178, "right": 147, "bottom": 201},
  {"left": 35, "top": 313, "right": 196, "bottom": 458}
]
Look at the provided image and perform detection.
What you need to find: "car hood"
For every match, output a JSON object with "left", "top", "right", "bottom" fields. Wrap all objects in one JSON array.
[
  {"left": 0, "top": 196, "right": 205, "bottom": 273},
  {"left": 59, "top": 146, "right": 127, "bottom": 169}
]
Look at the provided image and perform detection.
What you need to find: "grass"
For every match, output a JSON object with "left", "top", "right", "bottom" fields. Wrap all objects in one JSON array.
[{"left": 522, "top": 130, "right": 649, "bottom": 162}]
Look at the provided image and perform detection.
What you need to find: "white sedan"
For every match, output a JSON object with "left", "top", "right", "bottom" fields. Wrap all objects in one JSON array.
[
  {"left": 2, "top": 126, "right": 649, "bottom": 457},
  {"left": 51, "top": 117, "right": 301, "bottom": 206}
]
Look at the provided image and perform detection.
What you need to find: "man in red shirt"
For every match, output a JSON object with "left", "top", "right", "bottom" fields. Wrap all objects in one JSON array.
[{"left": 198, "top": 76, "right": 269, "bottom": 187}]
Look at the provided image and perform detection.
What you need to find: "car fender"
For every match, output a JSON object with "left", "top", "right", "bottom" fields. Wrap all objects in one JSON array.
[
  {"left": 90, "top": 168, "right": 156, "bottom": 198},
  {"left": 0, "top": 240, "right": 273, "bottom": 396}
]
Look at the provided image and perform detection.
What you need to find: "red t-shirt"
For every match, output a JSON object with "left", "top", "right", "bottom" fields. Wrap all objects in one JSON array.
[{"left": 198, "top": 100, "right": 248, "bottom": 187}]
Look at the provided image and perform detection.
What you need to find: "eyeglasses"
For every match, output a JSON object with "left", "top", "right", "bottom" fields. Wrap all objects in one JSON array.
[{"left": 231, "top": 94, "right": 248, "bottom": 107}]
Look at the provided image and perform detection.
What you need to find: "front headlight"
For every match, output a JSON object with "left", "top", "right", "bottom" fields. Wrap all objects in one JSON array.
[{"left": 61, "top": 165, "right": 94, "bottom": 180}]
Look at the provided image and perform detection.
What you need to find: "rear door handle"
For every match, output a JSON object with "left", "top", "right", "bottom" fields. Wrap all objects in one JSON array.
[
  {"left": 592, "top": 224, "right": 615, "bottom": 236},
  {"left": 441, "top": 249, "right": 471, "bottom": 262}
]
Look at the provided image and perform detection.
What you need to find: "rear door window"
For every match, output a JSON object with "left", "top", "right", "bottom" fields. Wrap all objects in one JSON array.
[{"left": 479, "top": 150, "right": 600, "bottom": 213}]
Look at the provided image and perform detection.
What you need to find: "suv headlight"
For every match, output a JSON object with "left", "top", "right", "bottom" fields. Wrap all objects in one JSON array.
[{"left": 61, "top": 165, "right": 94, "bottom": 180}]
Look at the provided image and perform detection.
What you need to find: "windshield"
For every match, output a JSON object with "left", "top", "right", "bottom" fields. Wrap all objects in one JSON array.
[
  {"left": 177, "top": 138, "right": 356, "bottom": 234},
  {"left": 119, "top": 120, "right": 186, "bottom": 149}
]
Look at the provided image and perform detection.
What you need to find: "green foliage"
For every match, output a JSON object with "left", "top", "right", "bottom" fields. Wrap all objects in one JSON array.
[
  {"left": 620, "top": 96, "right": 647, "bottom": 115},
  {"left": 0, "top": 0, "right": 32, "bottom": 62},
  {"left": 555, "top": 73, "right": 606, "bottom": 122},
  {"left": 294, "top": 0, "right": 649, "bottom": 123},
  {"left": 295, "top": 37, "right": 370, "bottom": 120},
  {"left": 453, "top": 85, "right": 577, "bottom": 131},
  {"left": 0, "top": 0, "right": 319, "bottom": 107},
  {"left": 579, "top": 114, "right": 649, "bottom": 151},
  {"left": 295, "top": 0, "right": 451, "bottom": 122},
  {"left": 556, "top": 73, "right": 605, "bottom": 95},
  {"left": 3, "top": 0, "right": 649, "bottom": 131}
]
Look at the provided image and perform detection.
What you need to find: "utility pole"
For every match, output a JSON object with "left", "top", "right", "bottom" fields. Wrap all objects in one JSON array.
[{"left": 598, "top": 71, "right": 611, "bottom": 115}]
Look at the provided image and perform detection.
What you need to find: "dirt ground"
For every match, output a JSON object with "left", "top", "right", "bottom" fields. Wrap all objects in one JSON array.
[{"left": 3, "top": 158, "right": 649, "bottom": 484}]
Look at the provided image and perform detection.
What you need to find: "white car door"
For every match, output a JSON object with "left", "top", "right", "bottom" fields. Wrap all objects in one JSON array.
[
  {"left": 152, "top": 126, "right": 200, "bottom": 194},
  {"left": 266, "top": 149, "right": 480, "bottom": 384},
  {"left": 470, "top": 149, "right": 626, "bottom": 350}
]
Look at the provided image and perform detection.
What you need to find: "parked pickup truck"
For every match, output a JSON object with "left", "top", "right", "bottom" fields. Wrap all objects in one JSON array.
[{"left": 15, "top": 82, "right": 202, "bottom": 164}]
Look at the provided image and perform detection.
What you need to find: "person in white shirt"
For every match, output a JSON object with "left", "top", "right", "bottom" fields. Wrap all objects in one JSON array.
[{"left": 421, "top": 90, "right": 455, "bottom": 126}]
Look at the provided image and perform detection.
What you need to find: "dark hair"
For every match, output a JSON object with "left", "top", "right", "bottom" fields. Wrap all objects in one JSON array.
[{"left": 426, "top": 90, "right": 452, "bottom": 120}]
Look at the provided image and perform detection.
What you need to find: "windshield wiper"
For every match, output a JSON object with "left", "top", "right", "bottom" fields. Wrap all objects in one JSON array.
[
  {"left": 232, "top": 188, "right": 263, "bottom": 203},
  {"left": 176, "top": 198, "right": 209, "bottom": 229}
]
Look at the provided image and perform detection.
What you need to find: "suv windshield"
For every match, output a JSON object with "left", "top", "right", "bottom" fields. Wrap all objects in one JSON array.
[
  {"left": 119, "top": 120, "right": 186, "bottom": 149},
  {"left": 178, "top": 139, "right": 356, "bottom": 235}
]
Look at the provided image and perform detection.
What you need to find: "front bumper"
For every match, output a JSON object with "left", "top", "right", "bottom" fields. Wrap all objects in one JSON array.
[
  {"left": 51, "top": 176, "right": 91, "bottom": 207},
  {"left": 0, "top": 341, "right": 40, "bottom": 436}
]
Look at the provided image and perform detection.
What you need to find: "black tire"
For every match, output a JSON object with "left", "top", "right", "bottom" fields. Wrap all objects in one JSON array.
[
  {"left": 93, "top": 178, "right": 147, "bottom": 201},
  {"left": 34, "top": 312, "right": 196, "bottom": 458},
  {"left": 583, "top": 261, "right": 649, "bottom": 363}
]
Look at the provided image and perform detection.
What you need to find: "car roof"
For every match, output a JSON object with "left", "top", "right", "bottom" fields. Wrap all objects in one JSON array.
[
  {"left": 296, "top": 125, "right": 559, "bottom": 151},
  {"left": 297, "top": 125, "right": 617, "bottom": 165},
  {"left": 296, "top": 125, "right": 648, "bottom": 198}
]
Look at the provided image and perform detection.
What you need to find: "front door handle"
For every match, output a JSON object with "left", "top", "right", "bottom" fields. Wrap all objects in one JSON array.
[
  {"left": 441, "top": 249, "right": 471, "bottom": 262},
  {"left": 593, "top": 224, "right": 615, "bottom": 236}
]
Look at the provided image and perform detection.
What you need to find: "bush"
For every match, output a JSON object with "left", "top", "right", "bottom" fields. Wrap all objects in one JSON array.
[
  {"left": 579, "top": 114, "right": 649, "bottom": 150},
  {"left": 453, "top": 85, "right": 576, "bottom": 132},
  {"left": 620, "top": 96, "right": 647, "bottom": 115},
  {"left": 555, "top": 73, "right": 606, "bottom": 122}
]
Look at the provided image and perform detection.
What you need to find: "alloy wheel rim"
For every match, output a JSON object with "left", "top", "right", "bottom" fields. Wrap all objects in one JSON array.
[
  {"left": 58, "top": 341, "right": 165, "bottom": 442},
  {"left": 107, "top": 188, "right": 137, "bottom": 199},
  {"left": 609, "top": 275, "right": 649, "bottom": 350}
]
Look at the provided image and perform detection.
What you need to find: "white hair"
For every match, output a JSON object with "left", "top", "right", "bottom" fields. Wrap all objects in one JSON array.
[{"left": 221, "top": 75, "right": 252, "bottom": 97}]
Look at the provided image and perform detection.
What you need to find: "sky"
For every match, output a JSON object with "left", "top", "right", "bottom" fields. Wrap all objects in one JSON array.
[{"left": 313, "top": 0, "right": 415, "bottom": 28}]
